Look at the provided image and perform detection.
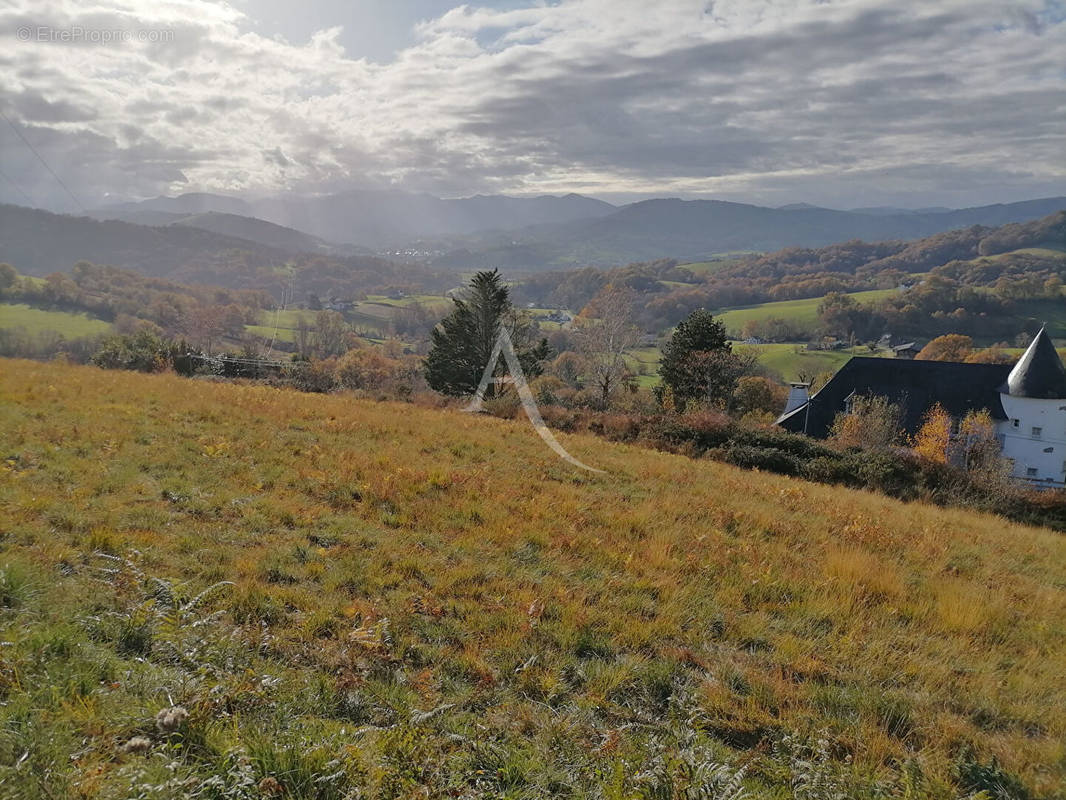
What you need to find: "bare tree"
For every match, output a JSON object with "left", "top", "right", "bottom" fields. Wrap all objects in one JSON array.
[
  {"left": 295, "top": 316, "right": 313, "bottom": 359},
  {"left": 314, "top": 311, "right": 350, "bottom": 358},
  {"left": 574, "top": 285, "right": 641, "bottom": 410}
]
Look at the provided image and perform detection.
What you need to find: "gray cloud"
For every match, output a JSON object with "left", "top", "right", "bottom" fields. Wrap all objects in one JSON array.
[{"left": 0, "top": 0, "right": 1062, "bottom": 211}]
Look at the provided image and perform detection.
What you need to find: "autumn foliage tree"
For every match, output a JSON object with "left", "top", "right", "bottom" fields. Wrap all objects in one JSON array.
[
  {"left": 915, "top": 334, "right": 973, "bottom": 362},
  {"left": 829, "top": 394, "right": 902, "bottom": 450},
  {"left": 912, "top": 403, "right": 952, "bottom": 463}
]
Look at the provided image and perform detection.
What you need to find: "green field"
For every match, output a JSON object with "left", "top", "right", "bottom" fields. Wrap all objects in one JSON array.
[
  {"left": 0, "top": 302, "right": 112, "bottom": 338},
  {"left": 249, "top": 307, "right": 390, "bottom": 341},
  {"left": 676, "top": 254, "right": 755, "bottom": 276},
  {"left": 741, "top": 343, "right": 884, "bottom": 381},
  {"left": 714, "top": 289, "right": 899, "bottom": 334},
  {"left": 1011, "top": 299, "right": 1066, "bottom": 337},
  {"left": 625, "top": 342, "right": 885, "bottom": 386}
]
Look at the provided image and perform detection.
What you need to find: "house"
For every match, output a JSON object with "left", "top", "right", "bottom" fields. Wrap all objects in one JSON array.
[
  {"left": 777, "top": 328, "right": 1066, "bottom": 487},
  {"left": 997, "top": 327, "right": 1066, "bottom": 486},
  {"left": 891, "top": 342, "right": 920, "bottom": 359}
]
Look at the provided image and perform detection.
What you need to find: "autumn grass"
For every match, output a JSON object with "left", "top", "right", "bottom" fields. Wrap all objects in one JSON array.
[{"left": 1, "top": 359, "right": 1065, "bottom": 798}]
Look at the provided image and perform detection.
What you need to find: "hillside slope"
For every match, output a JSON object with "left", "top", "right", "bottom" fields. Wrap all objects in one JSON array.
[
  {"left": 1, "top": 360, "right": 1064, "bottom": 797},
  {"left": 97, "top": 190, "right": 618, "bottom": 247},
  {"left": 0, "top": 204, "right": 439, "bottom": 298},
  {"left": 429, "top": 196, "right": 1066, "bottom": 268}
]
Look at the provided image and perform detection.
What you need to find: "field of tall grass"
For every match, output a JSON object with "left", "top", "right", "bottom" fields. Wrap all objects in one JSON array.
[{"left": 1, "top": 359, "right": 1064, "bottom": 798}]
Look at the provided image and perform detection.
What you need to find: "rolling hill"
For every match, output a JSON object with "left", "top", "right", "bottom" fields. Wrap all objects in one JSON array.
[
  {"left": 0, "top": 204, "right": 441, "bottom": 299},
  {"left": 1, "top": 358, "right": 1064, "bottom": 798},
  {"left": 427, "top": 196, "right": 1066, "bottom": 269},
  {"left": 96, "top": 190, "right": 618, "bottom": 248},
  {"left": 87, "top": 209, "right": 348, "bottom": 255},
  {"left": 0, "top": 202, "right": 293, "bottom": 278}
]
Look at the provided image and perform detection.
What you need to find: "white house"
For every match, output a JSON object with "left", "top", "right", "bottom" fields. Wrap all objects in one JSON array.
[
  {"left": 996, "top": 327, "right": 1066, "bottom": 487},
  {"left": 776, "top": 326, "right": 1066, "bottom": 488}
]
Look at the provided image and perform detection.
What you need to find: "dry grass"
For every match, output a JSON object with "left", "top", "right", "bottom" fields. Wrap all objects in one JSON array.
[{"left": 1, "top": 358, "right": 1064, "bottom": 798}]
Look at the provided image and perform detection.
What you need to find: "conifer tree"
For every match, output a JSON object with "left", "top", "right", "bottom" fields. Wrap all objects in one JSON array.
[{"left": 424, "top": 269, "right": 550, "bottom": 397}]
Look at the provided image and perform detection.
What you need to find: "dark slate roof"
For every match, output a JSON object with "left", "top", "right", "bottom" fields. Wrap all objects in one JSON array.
[
  {"left": 1003, "top": 327, "right": 1066, "bottom": 399},
  {"left": 776, "top": 357, "right": 1012, "bottom": 439}
]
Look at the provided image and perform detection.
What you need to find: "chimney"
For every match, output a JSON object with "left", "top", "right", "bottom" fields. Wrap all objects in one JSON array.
[{"left": 783, "top": 382, "right": 810, "bottom": 414}]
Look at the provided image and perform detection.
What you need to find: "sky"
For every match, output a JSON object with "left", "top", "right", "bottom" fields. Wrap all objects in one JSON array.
[{"left": 0, "top": 0, "right": 1064, "bottom": 212}]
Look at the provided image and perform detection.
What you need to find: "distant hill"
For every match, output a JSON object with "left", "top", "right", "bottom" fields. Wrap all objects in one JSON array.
[
  {"left": 0, "top": 204, "right": 438, "bottom": 298},
  {"left": 96, "top": 190, "right": 617, "bottom": 248},
  {"left": 166, "top": 212, "right": 338, "bottom": 255},
  {"left": 0, "top": 203, "right": 287, "bottom": 279},
  {"left": 425, "top": 196, "right": 1066, "bottom": 269},
  {"left": 88, "top": 207, "right": 374, "bottom": 256},
  {"left": 93, "top": 191, "right": 1066, "bottom": 267}
]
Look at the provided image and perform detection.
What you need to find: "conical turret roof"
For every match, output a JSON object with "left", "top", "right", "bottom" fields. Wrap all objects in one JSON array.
[{"left": 1003, "top": 327, "right": 1066, "bottom": 399}]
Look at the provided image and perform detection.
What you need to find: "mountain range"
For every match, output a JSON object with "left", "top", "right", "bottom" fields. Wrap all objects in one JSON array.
[
  {"left": 89, "top": 190, "right": 1066, "bottom": 270},
  {"left": 93, "top": 190, "right": 616, "bottom": 250},
  {"left": 427, "top": 196, "right": 1066, "bottom": 269}
]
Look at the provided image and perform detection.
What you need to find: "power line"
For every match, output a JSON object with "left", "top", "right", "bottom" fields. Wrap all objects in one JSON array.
[
  {"left": 0, "top": 165, "right": 35, "bottom": 207},
  {"left": 0, "top": 108, "right": 87, "bottom": 213}
]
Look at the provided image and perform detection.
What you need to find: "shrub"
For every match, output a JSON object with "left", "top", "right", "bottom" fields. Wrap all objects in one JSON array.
[
  {"left": 286, "top": 360, "right": 337, "bottom": 393},
  {"left": 712, "top": 445, "right": 803, "bottom": 476},
  {"left": 90, "top": 330, "right": 171, "bottom": 372}
]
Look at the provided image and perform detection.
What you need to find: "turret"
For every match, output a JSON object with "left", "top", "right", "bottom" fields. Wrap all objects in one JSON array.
[{"left": 997, "top": 328, "right": 1066, "bottom": 486}]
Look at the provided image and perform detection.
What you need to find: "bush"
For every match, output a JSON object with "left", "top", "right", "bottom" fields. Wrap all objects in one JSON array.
[
  {"left": 286, "top": 360, "right": 337, "bottom": 393},
  {"left": 90, "top": 330, "right": 171, "bottom": 372},
  {"left": 711, "top": 445, "right": 803, "bottom": 476}
]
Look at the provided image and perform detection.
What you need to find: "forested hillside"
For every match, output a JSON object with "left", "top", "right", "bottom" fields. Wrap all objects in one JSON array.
[
  {"left": 515, "top": 211, "right": 1066, "bottom": 336},
  {"left": 0, "top": 204, "right": 445, "bottom": 299}
]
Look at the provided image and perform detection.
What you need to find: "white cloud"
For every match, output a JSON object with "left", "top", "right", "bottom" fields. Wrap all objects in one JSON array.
[{"left": 0, "top": 0, "right": 1063, "bottom": 210}]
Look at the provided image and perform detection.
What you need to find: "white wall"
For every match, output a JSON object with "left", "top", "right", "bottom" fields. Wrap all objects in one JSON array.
[{"left": 997, "top": 393, "right": 1066, "bottom": 486}]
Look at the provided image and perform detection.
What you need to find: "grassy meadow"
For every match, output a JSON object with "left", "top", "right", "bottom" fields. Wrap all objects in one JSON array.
[
  {"left": 625, "top": 343, "right": 885, "bottom": 385},
  {"left": 714, "top": 289, "right": 899, "bottom": 335},
  {"left": 1, "top": 359, "right": 1065, "bottom": 798},
  {"left": 0, "top": 303, "right": 112, "bottom": 338}
]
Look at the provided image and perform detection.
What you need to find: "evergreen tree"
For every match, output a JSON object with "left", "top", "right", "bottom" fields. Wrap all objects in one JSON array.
[
  {"left": 658, "top": 309, "right": 744, "bottom": 409},
  {"left": 424, "top": 270, "right": 550, "bottom": 397}
]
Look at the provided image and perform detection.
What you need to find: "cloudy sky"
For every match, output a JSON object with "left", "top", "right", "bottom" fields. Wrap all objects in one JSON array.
[{"left": 0, "top": 0, "right": 1064, "bottom": 211}]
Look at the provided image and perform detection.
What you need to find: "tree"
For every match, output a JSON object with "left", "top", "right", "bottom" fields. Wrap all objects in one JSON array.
[
  {"left": 818, "top": 292, "right": 859, "bottom": 338},
  {"left": 91, "top": 330, "right": 171, "bottom": 373},
  {"left": 314, "top": 311, "right": 350, "bottom": 358},
  {"left": 183, "top": 305, "right": 227, "bottom": 354},
  {"left": 0, "top": 263, "right": 15, "bottom": 297},
  {"left": 732, "top": 376, "right": 788, "bottom": 418},
  {"left": 658, "top": 310, "right": 746, "bottom": 409},
  {"left": 551, "top": 351, "right": 584, "bottom": 388},
  {"left": 915, "top": 334, "right": 973, "bottom": 362},
  {"left": 829, "top": 394, "right": 902, "bottom": 450},
  {"left": 958, "top": 410, "right": 1009, "bottom": 488},
  {"left": 424, "top": 270, "right": 550, "bottom": 397},
  {"left": 964, "top": 346, "right": 1015, "bottom": 365},
  {"left": 912, "top": 403, "right": 951, "bottom": 463},
  {"left": 574, "top": 285, "right": 640, "bottom": 410}
]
